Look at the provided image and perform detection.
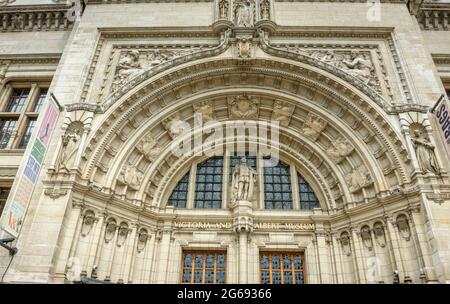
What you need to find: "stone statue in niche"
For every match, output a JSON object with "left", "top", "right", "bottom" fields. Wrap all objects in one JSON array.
[
  {"left": 117, "top": 223, "right": 129, "bottom": 247},
  {"left": 373, "top": 222, "right": 386, "bottom": 248},
  {"left": 228, "top": 95, "right": 259, "bottom": 119},
  {"left": 114, "top": 50, "right": 143, "bottom": 87},
  {"left": 271, "top": 101, "right": 293, "bottom": 127},
  {"left": 218, "top": 0, "right": 229, "bottom": 19},
  {"left": 137, "top": 229, "right": 148, "bottom": 252},
  {"left": 137, "top": 133, "right": 161, "bottom": 162},
  {"left": 231, "top": 157, "right": 257, "bottom": 202},
  {"left": 234, "top": 0, "right": 254, "bottom": 27},
  {"left": 118, "top": 163, "right": 143, "bottom": 190},
  {"left": 360, "top": 226, "right": 373, "bottom": 251},
  {"left": 411, "top": 129, "right": 440, "bottom": 175},
  {"left": 326, "top": 135, "right": 354, "bottom": 163},
  {"left": 65, "top": 257, "right": 82, "bottom": 283},
  {"left": 396, "top": 215, "right": 411, "bottom": 242},
  {"left": 345, "top": 165, "right": 372, "bottom": 193},
  {"left": 260, "top": 0, "right": 270, "bottom": 20},
  {"left": 58, "top": 122, "right": 83, "bottom": 172},
  {"left": 301, "top": 113, "right": 327, "bottom": 141},
  {"left": 80, "top": 211, "right": 95, "bottom": 237},
  {"left": 340, "top": 232, "right": 352, "bottom": 256},
  {"left": 104, "top": 219, "right": 117, "bottom": 243}
]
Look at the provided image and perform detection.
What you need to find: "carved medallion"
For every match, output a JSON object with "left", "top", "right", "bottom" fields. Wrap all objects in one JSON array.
[{"left": 228, "top": 95, "right": 259, "bottom": 119}]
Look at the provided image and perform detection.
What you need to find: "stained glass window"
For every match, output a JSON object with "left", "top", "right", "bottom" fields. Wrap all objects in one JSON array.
[
  {"left": 181, "top": 251, "right": 226, "bottom": 284},
  {"left": 263, "top": 160, "right": 292, "bottom": 209},
  {"left": 167, "top": 171, "right": 190, "bottom": 208},
  {"left": 297, "top": 174, "right": 320, "bottom": 210},
  {"left": 194, "top": 157, "right": 223, "bottom": 208},
  {"left": 260, "top": 252, "right": 305, "bottom": 284}
]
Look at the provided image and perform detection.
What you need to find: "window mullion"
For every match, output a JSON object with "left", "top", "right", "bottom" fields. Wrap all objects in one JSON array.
[
  {"left": 291, "top": 165, "right": 300, "bottom": 210},
  {"left": 257, "top": 154, "right": 265, "bottom": 209},
  {"left": 186, "top": 162, "right": 197, "bottom": 209}
]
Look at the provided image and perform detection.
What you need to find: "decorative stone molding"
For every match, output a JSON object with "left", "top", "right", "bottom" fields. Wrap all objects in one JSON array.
[
  {"left": 228, "top": 94, "right": 259, "bottom": 119},
  {"left": 426, "top": 192, "right": 450, "bottom": 205},
  {"left": 326, "top": 135, "right": 354, "bottom": 163},
  {"left": 0, "top": 0, "right": 15, "bottom": 6},
  {"left": 416, "top": 3, "right": 450, "bottom": 31},
  {"left": 44, "top": 187, "right": 69, "bottom": 199},
  {"left": 346, "top": 165, "right": 373, "bottom": 193},
  {"left": 0, "top": 5, "right": 74, "bottom": 32},
  {"left": 301, "top": 113, "right": 326, "bottom": 142}
]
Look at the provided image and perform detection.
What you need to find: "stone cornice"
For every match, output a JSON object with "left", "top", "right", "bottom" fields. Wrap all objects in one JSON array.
[
  {"left": 433, "top": 53, "right": 450, "bottom": 65},
  {"left": 416, "top": 3, "right": 450, "bottom": 30},
  {"left": 0, "top": 4, "right": 74, "bottom": 32},
  {"left": 87, "top": 0, "right": 213, "bottom": 3}
]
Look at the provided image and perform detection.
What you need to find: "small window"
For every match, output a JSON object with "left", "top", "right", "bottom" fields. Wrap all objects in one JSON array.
[
  {"left": 33, "top": 89, "right": 47, "bottom": 112},
  {"left": 0, "top": 187, "right": 11, "bottom": 216},
  {"left": 181, "top": 251, "right": 226, "bottom": 284},
  {"left": 18, "top": 118, "right": 37, "bottom": 149},
  {"left": 0, "top": 119, "right": 18, "bottom": 149},
  {"left": 298, "top": 174, "right": 320, "bottom": 210},
  {"left": 167, "top": 171, "right": 190, "bottom": 208},
  {"left": 260, "top": 252, "right": 305, "bottom": 284},
  {"left": 5, "top": 89, "right": 29, "bottom": 112},
  {"left": 264, "top": 160, "right": 293, "bottom": 209},
  {"left": 194, "top": 157, "right": 223, "bottom": 208}
]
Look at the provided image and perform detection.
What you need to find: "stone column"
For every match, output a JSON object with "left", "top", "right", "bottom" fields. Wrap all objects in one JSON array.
[
  {"left": 232, "top": 200, "right": 253, "bottom": 284},
  {"left": 331, "top": 233, "right": 344, "bottom": 284},
  {"left": 315, "top": 228, "right": 332, "bottom": 283},
  {"left": 86, "top": 211, "right": 106, "bottom": 278},
  {"left": 350, "top": 227, "right": 366, "bottom": 283},
  {"left": 122, "top": 223, "right": 137, "bottom": 283},
  {"left": 154, "top": 223, "right": 173, "bottom": 283},
  {"left": 408, "top": 206, "right": 438, "bottom": 282},
  {"left": 385, "top": 216, "right": 406, "bottom": 282}
]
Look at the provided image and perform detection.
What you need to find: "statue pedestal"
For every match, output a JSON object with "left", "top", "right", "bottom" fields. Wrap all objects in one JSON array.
[{"left": 231, "top": 200, "right": 253, "bottom": 284}]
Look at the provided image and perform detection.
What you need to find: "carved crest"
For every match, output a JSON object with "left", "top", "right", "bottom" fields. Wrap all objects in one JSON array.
[{"left": 228, "top": 95, "right": 259, "bottom": 119}]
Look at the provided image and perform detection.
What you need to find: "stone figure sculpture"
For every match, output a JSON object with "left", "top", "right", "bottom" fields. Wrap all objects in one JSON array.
[
  {"left": 118, "top": 164, "right": 143, "bottom": 189},
  {"left": 218, "top": 0, "right": 229, "bottom": 19},
  {"left": 59, "top": 125, "right": 82, "bottom": 171},
  {"left": 411, "top": 129, "right": 440, "bottom": 175},
  {"left": 341, "top": 51, "right": 374, "bottom": 84},
  {"left": 301, "top": 113, "right": 326, "bottom": 141},
  {"left": 235, "top": 0, "right": 254, "bottom": 27},
  {"left": 260, "top": 0, "right": 270, "bottom": 20},
  {"left": 115, "top": 50, "right": 142, "bottom": 86},
  {"left": 326, "top": 136, "right": 354, "bottom": 163},
  {"left": 232, "top": 157, "right": 257, "bottom": 202},
  {"left": 138, "top": 133, "right": 161, "bottom": 162}
]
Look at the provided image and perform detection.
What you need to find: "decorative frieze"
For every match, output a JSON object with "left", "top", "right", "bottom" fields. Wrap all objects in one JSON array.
[
  {"left": 0, "top": 5, "right": 74, "bottom": 32},
  {"left": 416, "top": 5, "right": 450, "bottom": 31}
]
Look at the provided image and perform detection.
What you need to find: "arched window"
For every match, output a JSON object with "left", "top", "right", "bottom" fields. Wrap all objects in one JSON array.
[
  {"left": 263, "top": 161, "right": 293, "bottom": 209},
  {"left": 297, "top": 173, "right": 320, "bottom": 210},
  {"left": 194, "top": 157, "right": 223, "bottom": 208},
  {"left": 167, "top": 171, "right": 190, "bottom": 208},
  {"left": 166, "top": 155, "right": 321, "bottom": 210}
]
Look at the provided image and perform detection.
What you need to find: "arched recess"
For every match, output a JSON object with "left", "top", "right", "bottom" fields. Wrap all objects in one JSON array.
[{"left": 77, "top": 57, "right": 412, "bottom": 213}]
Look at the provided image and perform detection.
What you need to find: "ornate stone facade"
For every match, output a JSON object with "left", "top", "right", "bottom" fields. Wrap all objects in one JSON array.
[{"left": 0, "top": 0, "right": 450, "bottom": 285}]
